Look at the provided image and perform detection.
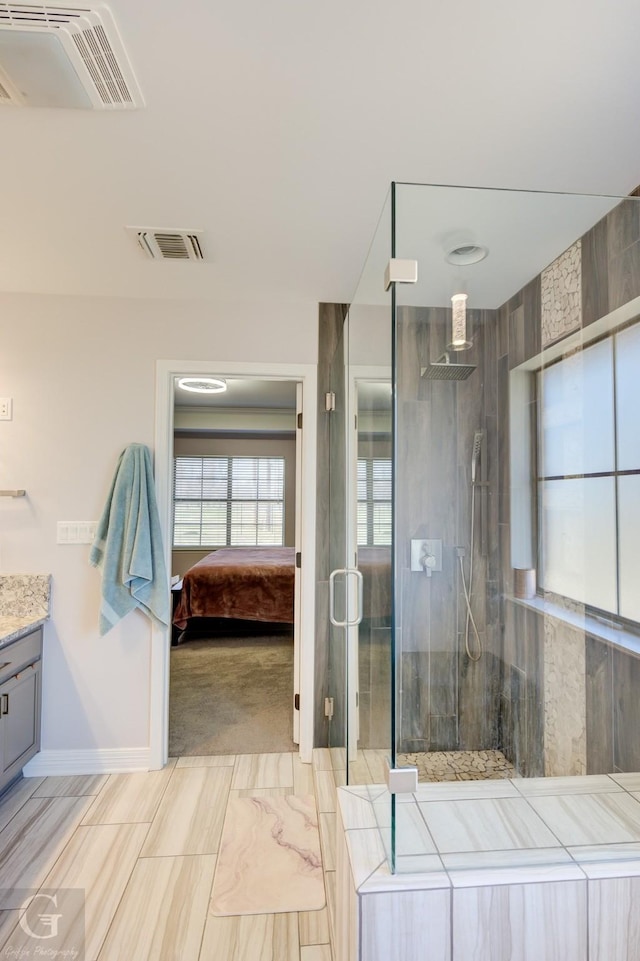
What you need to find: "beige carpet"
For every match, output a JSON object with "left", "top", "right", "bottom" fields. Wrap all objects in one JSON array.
[{"left": 169, "top": 635, "right": 296, "bottom": 756}]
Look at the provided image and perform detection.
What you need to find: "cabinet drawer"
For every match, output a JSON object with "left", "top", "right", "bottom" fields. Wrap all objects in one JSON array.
[{"left": 0, "top": 629, "right": 43, "bottom": 684}]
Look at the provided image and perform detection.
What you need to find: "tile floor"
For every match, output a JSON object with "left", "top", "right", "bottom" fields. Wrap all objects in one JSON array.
[
  {"left": 339, "top": 768, "right": 640, "bottom": 885},
  {"left": 336, "top": 772, "right": 640, "bottom": 961},
  {"left": 7, "top": 749, "right": 640, "bottom": 959},
  {"left": 0, "top": 753, "right": 334, "bottom": 961}
]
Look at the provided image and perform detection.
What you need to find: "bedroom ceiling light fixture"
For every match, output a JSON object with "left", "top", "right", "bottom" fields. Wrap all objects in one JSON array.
[
  {"left": 178, "top": 377, "right": 227, "bottom": 394},
  {"left": 449, "top": 293, "right": 472, "bottom": 351}
]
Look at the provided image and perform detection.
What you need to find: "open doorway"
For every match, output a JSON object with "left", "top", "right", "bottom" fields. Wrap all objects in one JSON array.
[{"left": 168, "top": 375, "right": 301, "bottom": 757}]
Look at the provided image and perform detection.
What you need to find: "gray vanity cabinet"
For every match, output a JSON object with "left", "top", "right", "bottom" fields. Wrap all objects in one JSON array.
[{"left": 0, "top": 627, "right": 42, "bottom": 795}]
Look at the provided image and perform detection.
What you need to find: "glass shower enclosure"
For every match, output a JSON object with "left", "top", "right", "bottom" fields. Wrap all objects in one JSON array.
[
  {"left": 327, "top": 189, "right": 393, "bottom": 784},
  {"left": 331, "top": 181, "right": 640, "bottom": 874}
]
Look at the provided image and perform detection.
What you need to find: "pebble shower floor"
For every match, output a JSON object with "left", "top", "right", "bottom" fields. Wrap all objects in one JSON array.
[{"left": 396, "top": 749, "right": 516, "bottom": 782}]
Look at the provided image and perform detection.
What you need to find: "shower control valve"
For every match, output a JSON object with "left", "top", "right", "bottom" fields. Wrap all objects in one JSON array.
[
  {"left": 410, "top": 538, "right": 443, "bottom": 574},
  {"left": 422, "top": 552, "right": 437, "bottom": 574}
]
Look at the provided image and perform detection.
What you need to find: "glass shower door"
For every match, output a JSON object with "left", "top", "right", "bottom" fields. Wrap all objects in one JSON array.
[
  {"left": 324, "top": 190, "right": 393, "bottom": 878},
  {"left": 326, "top": 304, "right": 392, "bottom": 781},
  {"left": 327, "top": 316, "right": 351, "bottom": 766}
]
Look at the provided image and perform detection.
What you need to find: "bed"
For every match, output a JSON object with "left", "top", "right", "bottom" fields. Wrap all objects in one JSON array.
[
  {"left": 172, "top": 544, "right": 392, "bottom": 640},
  {"left": 358, "top": 546, "right": 391, "bottom": 621},
  {"left": 172, "top": 546, "right": 296, "bottom": 631}
]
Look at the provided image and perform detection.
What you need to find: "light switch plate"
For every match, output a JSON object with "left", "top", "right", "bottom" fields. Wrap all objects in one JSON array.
[
  {"left": 57, "top": 521, "right": 97, "bottom": 544},
  {"left": 0, "top": 398, "right": 13, "bottom": 420}
]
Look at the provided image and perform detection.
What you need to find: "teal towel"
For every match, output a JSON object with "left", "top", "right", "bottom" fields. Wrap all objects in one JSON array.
[{"left": 90, "top": 444, "right": 169, "bottom": 635}]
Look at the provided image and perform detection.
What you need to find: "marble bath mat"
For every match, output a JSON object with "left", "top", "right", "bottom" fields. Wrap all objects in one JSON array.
[{"left": 210, "top": 794, "right": 325, "bottom": 916}]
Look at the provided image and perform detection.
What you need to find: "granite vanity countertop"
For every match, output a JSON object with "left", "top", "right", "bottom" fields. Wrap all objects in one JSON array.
[
  {"left": 0, "top": 614, "right": 47, "bottom": 650},
  {"left": 0, "top": 574, "right": 51, "bottom": 649}
]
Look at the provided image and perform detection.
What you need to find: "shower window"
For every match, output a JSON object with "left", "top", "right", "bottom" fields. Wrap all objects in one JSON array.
[
  {"left": 357, "top": 456, "right": 392, "bottom": 546},
  {"left": 537, "top": 320, "right": 640, "bottom": 622},
  {"left": 173, "top": 455, "right": 285, "bottom": 548}
]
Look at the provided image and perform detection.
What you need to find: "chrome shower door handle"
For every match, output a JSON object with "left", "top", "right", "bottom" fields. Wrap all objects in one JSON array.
[
  {"left": 350, "top": 569, "right": 363, "bottom": 626},
  {"left": 329, "top": 568, "right": 347, "bottom": 627},
  {"left": 329, "top": 568, "right": 364, "bottom": 627}
]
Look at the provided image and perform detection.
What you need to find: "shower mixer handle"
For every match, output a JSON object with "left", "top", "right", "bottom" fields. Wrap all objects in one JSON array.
[
  {"left": 410, "top": 538, "right": 442, "bottom": 574},
  {"left": 422, "top": 551, "right": 436, "bottom": 576}
]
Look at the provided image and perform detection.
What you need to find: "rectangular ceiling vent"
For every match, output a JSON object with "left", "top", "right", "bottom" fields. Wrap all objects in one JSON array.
[
  {"left": 0, "top": 3, "right": 144, "bottom": 109},
  {"left": 128, "top": 228, "right": 206, "bottom": 262}
]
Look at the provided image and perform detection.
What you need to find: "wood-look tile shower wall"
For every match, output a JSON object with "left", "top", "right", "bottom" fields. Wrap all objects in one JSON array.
[
  {"left": 396, "top": 196, "right": 640, "bottom": 774},
  {"left": 497, "top": 199, "right": 640, "bottom": 777},
  {"left": 315, "top": 303, "right": 347, "bottom": 747},
  {"left": 317, "top": 197, "right": 640, "bottom": 769},
  {"left": 395, "top": 305, "right": 502, "bottom": 754}
]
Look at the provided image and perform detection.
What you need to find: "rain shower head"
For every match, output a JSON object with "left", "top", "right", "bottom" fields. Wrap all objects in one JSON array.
[{"left": 421, "top": 352, "right": 477, "bottom": 381}]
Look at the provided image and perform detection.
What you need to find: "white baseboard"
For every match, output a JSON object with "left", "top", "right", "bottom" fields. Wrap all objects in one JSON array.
[{"left": 22, "top": 748, "right": 152, "bottom": 777}]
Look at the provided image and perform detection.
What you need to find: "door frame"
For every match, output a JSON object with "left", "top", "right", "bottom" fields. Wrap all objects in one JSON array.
[{"left": 150, "top": 359, "right": 317, "bottom": 768}]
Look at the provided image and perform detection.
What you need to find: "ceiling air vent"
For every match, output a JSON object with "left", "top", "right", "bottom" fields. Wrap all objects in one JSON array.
[
  {"left": 0, "top": 3, "right": 144, "bottom": 109},
  {"left": 127, "top": 228, "right": 206, "bottom": 262}
]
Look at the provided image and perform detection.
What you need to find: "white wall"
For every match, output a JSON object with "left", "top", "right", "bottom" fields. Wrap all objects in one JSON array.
[{"left": 0, "top": 292, "right": 317, "bottom": 754}]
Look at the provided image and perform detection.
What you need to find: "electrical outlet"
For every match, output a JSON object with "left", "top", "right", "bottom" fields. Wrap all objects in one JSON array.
[{"left": 0, "top": 398, "right": 13, "bottom": 421}]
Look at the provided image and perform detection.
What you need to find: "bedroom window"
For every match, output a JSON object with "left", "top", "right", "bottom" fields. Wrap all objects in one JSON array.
[
  {"left": 173, "top": 455, "right": 285, "bottom": 548},
  {"left": 537, "top": 320, "right": 640, "bottom": 622},
  {"left": 357, "top": 457, "right": 392, "bottom": 546}
]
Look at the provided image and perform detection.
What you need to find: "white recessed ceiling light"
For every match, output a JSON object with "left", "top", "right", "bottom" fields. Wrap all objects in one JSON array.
[
  {"left": 445, "top": 244, "right": 489, "bottom": 266},
  {"left": 177, "top": 377, "right": 227, "bottom": 394}
]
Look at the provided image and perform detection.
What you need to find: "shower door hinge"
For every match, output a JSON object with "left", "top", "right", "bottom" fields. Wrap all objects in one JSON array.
[
  {"left": 297, "top": 412, "right": 303, "bottom": 429},
  {"left": 325, "top": 392, "right": 336, "bottom": 412},
  {"left": 294, "top": 693, "right": 300, "bottom": 711},
  {"left": 384, "top": 756, "right": 419, "bottom": 794},
  {"left": 296, "top": 551, "right": 301, "bottom": 568},
  {"left": 384, "top": 258, "right": 418, "bottom": 291},
  {"left": 324, "top": 696, "right": 334, "bottom": 719}
]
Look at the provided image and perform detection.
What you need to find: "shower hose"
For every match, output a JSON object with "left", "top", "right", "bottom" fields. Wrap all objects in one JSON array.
[{"left": 458, "top": 481, "right": 483, "bottom": 661}]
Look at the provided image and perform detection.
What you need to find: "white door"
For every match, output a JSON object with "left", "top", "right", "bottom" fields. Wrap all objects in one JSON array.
[{"left": 292, "top": 382, "right": 303, "bottom": 743}]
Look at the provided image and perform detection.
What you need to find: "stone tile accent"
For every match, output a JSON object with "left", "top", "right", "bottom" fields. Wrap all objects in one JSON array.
[
  {"left": 544, "top": 618, "right": 586, "bottom": 777},
  {"left": 541, "top": 240, "right": 582, "bottom": 347}
]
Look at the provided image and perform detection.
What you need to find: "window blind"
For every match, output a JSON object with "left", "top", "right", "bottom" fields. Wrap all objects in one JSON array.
[
  {"left": 173, "top": 455, "right": 285, "bottom": 547},
  {"left": 357, "top": 457, "right": 392, "bottom": 546}
]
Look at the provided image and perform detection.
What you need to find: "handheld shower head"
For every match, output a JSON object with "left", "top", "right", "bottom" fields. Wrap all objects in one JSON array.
[{"left": 471, "top": 430, "right": 484, "bottom": 484}]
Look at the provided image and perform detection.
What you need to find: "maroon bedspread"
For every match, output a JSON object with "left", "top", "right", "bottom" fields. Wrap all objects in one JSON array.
[
  {"left": 173, "top": 546, "right": 295, "bottom": 628},
  {"left": 358, "top": 546, "right": 391, "bottom": 619}
]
